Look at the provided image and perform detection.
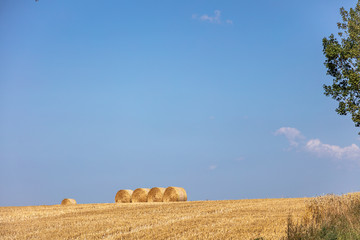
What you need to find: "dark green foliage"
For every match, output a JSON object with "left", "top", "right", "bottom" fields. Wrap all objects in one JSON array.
[{"left": 323, "top": 0, "right": 360, "bottom": 133}]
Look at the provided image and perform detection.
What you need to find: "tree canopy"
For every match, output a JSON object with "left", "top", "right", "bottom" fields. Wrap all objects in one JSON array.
[{"left": 323, "top": 0, "right": 360, "bottom": 133}]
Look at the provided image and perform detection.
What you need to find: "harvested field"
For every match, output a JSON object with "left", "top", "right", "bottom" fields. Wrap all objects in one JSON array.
[{"left": 0, "top": 197, "right": 308, "bottom": 239}]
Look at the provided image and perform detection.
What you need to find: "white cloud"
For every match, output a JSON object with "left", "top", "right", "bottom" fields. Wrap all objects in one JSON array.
[
  {"left": 276, "top": 127, "right": 360, "bottom": 162},
  {"left": 209, "top": 165, "right": 217, "bottom": 170},
  {"left": 193, "top": 10, "right": 232, "bottom": 24},
  {"left": 306, "top": 139, "right": 360, "bottom": 160},
  {"left": 200, "top": 10, "right": 221, "bottom": 23},
  {"left": 274, "top": 127, "right": 304, "bottom": 147}
]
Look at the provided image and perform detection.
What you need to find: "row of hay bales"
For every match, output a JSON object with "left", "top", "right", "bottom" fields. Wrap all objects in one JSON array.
[
  {"left": 115, "top": 187, "right": 187, "bottom": 203},
  {"left": 60, "top": 187, "right": 187, "bottom": 206}
]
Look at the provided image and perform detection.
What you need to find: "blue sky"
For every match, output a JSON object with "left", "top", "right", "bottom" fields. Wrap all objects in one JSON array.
[{"left": 1, "top": 0, "right": 360, "bottom": 206}]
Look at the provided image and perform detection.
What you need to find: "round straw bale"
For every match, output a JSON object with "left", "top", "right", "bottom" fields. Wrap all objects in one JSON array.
[
  {"left": 131, "top": 188, "right": 150, "bottom": 203},
  {"left": 61, "top": 198, "right": 77, "bottom": 205},
  {"left": 115, "top": 189, "right": 133, "bottom": 203},
  {"left": 147, "top": 187, "right": 166, "bottom": 202},
  {"left": 162, "top": 187, "right": 187, "bottom": 202}
]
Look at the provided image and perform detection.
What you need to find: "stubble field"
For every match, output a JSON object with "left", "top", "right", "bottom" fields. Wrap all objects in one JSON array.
[{"left": 0, "top": 197, "right": 308, "bottom": 240}]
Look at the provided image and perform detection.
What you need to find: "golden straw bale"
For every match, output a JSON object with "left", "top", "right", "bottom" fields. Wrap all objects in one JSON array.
[
  {"left": 147, "top": 187, "right": 166, "bottom": 202},
  {"left": 61, "top": 198, "right": 77, "bottom": 205},
  {"left": 162, "top": 187, "right": 187, "bottom": 202},
  {"left": 131, "top": 188, "right": 150, "bottom": 203},
  {"left": 115, "top": 189, "right": 133, "bottom": 203}
]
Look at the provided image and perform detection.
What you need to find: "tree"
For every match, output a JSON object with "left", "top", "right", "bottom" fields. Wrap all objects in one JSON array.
[{"left": 323, "top": 0, "right": 360, "bottom": 133}]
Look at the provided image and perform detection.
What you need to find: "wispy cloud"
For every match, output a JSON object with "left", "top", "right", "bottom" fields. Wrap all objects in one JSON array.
[
  {"left": 193, "top": 10, "right": 233, "bottom": 24},
  {"left": 200, "top": 10, "right": 221, "bottom": 23},
  {"left": 209, "top": 165, "right": 217, "bottom": 170},
  {"left": 275, "top": 127, "right": 360, "bottom": 162},
  {"left": 274, "top": 127, "right": 304, "bottom": 147},
  {"left": 306, "top": 139, "right": 360, "bottom": 160}
]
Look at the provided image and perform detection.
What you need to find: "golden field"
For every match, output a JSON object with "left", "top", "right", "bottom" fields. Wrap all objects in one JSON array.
[{"left": 0, "top": 198, "right": 308, "bottom": 240}]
